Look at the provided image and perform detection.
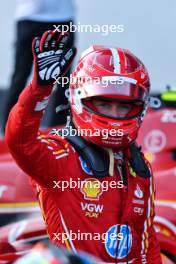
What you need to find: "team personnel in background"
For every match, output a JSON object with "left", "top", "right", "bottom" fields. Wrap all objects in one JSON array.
[
  {"left": 2, "top": 0, "right": 75, "bottom": 134},
  {"left": 5, "top": 30, "right": 162, "bottom": 263}
]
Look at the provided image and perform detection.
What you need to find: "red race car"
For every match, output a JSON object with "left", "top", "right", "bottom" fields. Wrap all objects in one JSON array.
[
  {"left": 0, "top": 139, "right": 39, "bottom": 227},
  {"left": 138, "top": 94, "right": 176, "bottom": 263}
]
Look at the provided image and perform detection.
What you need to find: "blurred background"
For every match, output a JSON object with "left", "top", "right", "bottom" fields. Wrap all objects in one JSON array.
[
  {"left": 1, "top": 0, "right": 176, "bottom": 133},
  {"left": 0, "top": 0, "right": 176, "bottom": 92}
]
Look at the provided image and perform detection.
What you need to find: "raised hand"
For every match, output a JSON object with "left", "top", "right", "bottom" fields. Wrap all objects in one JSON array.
[{"left": 32, "top": 30, "right": 76, "bottom": 86}]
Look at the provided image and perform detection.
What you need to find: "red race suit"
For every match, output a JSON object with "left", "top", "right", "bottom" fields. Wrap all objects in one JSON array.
[{"left": 5, "top": 82, "right": 162, "bottom": 264}]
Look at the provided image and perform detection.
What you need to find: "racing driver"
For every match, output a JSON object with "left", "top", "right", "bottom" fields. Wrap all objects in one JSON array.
[{"left": 5, "top": 30, "right": 162, "bottom": 263}]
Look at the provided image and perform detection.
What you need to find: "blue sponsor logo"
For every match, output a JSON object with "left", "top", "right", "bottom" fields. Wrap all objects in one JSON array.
[
  {"left": 105, "top": 224, "right": 132, "bottom": 259},
  {"left": 79, "top": 156, "right": 93, "bottom": 175}
]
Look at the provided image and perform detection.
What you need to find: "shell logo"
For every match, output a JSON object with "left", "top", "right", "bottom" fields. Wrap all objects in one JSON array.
[{"left": 81, "top": 178, "right": 103, "bottom": 201}]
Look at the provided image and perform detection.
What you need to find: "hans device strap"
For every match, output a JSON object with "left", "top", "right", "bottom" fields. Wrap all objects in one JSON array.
[
  {"left": 129, "top": 142, "right": 151, "bottom": 178},
  {"left": 53, "top": 124, "right": 151, "bottom": 178},
  {"left": 66, "top": 132, "right": 109, "bottom": 177}
]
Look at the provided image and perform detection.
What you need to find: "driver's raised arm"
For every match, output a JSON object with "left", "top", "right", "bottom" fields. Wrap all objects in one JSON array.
[{"left": 5, "top": 30, "right": 76, "bottom": 188}]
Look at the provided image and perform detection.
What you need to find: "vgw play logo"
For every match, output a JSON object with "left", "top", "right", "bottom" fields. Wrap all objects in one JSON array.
[{"left": 105, "top": 224, "right": 132, "bottom": 259}]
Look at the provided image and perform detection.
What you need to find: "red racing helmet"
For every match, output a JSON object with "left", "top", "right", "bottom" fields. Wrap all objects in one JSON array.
[{"left": 69, "top": 45, "right": 150, "bottom": 149}]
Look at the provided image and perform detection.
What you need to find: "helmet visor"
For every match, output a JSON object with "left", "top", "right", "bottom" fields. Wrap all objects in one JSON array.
[
  {"left": 83, "top": 97, "right": 144, "bottom": 120},
  {"left": 76, "top": 77, "right": 147, "bottom": 102}
]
